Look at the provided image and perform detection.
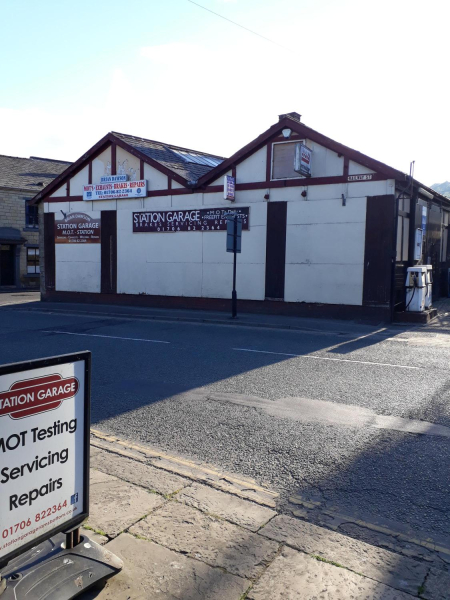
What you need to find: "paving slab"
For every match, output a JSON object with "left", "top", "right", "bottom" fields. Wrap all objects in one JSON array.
[
  {"left": 91, "top": 447, "right": 190, "bottom": 496},
  {"left": 80, "top": 532, "right": 250, "bottom": 600},
  {"left": 259, "top": 514, "right": 428, "bottom": 596},
  {"left": 89, "top": 471, "right": 165, "bottom": 537},
  {"left": 423, "top": 568, "right": 450, "bottom": 600},
  {"left": 177, "top": 482, "right": 276, "bottom": 531},
  {"left": 129, "top": 501, "right": 279, "bottom": 579},
  {"left": 247, "top": 547, "right": 415, "bottom": 600},
  {"left": 81, "top": 526, "right": 109, "bottom": 545}
]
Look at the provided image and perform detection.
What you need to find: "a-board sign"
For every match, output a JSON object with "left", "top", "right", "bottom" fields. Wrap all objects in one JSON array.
[
  {"left": 55, "top": 213, "right": 101, "bottom": 244},
  {"left": 0, "top": 352, "right": 90, "bottom": 566},
  {"left": 133, "top": 207, "right": 250, "bottom": 233}
]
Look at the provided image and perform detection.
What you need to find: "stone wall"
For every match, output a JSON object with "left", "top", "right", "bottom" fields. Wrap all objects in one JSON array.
[{"left": 0, "top": 186, "right": 40, "bottom": 288}]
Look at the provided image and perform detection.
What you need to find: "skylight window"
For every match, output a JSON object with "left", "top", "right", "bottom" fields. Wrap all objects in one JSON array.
[{"left": 171, "top": 148, "right": 223, "bottom": 168}]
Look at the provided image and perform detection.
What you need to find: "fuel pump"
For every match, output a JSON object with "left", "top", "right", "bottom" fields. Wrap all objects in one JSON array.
[{"left": 405, "top": 266, "right": 428, "bottom": 312}]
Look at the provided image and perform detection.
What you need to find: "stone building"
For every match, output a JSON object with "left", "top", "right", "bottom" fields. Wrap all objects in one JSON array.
[{"left": 0, "top": 155, "right": 70, "bottom": 288}]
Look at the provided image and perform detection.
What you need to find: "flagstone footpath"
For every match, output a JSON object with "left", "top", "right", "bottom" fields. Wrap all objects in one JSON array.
[{"left": 79, "top": 432, "right": 450, "bottom": 600}]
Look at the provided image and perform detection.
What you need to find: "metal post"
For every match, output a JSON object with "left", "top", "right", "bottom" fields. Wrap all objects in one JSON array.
[
  {"left": 232, "top": 216, "right": 237, "bottom": 318},
  {"left": 73, "top": 528, "right": 81, "bottom": 547},
  {"left": 65, "top": 531, "right": 73, "bottom": 550}
]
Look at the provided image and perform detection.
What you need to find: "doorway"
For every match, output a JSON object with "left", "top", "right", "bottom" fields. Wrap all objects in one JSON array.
[{"left": 0, "top": 244, "right": 15, "bottom": 286}]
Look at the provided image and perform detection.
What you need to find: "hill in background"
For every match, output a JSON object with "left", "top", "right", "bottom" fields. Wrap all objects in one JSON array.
[{"left": 432, "top": 181, "right": 450, "bottom": 198}]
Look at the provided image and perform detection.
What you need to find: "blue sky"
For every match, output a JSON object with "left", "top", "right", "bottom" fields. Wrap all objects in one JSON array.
[{"left": 1, "top": 0, "right": 448, "bottom": 184}]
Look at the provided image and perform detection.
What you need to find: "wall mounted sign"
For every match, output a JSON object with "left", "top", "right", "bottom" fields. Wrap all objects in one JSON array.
[
  {"left": 83, "top": 180, "right": 147, "bottom": 200},
  {"left": 55, "top": 212, "right": 101, "bottom": 244},
  {"left": 100, "top": 175, "right": 128, "bottom": 183},
  {"left": 294, "top": 144, "right": 312, "bottom": 177},
  {"left": 224, "top": 175, "right": 236, "bottom": 201},
  {"left": 348, "top": 174, "right": 373, "bottom": 181},
  {"left": 133, "top": 207, "right": 250, "bottom": 233},
  {"left": 0, "top": 352, "right": 90, "bottom": 565}
]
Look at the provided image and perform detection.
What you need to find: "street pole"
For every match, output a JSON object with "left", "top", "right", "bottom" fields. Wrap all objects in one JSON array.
[{"left": 232, "top": 215, "right": 237, "bottom": 318}]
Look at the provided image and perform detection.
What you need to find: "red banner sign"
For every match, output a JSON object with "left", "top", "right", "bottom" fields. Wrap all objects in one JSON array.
[{"left": 0, "top": 374, "right": 79, "bottom": 419}]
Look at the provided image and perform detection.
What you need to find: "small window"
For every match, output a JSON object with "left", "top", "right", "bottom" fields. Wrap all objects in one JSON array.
[
  {"left": 25, "top": 200, "right": 39, "bottom": 228},
  {"left": 27, "top": 248, "right": 40, "bottom": 274},
  {"left": 272, "top": 142, "right": 301, "bottom": 179}
]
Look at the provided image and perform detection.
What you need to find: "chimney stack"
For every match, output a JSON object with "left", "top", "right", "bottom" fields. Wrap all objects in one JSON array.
[{"left": 278, "top": 112, "right": 301, "bottom": 123}]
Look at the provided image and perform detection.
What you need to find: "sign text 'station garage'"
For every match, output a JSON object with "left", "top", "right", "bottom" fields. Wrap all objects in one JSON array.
[
  {"left": 133, "top": 207, "right": 250, "bottom": 233},
  {"left": 0, "top": 354, "right": 89, "bottom": 563}
]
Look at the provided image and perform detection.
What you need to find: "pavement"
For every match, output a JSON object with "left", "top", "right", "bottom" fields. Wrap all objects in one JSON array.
[
  {"left": 80, "top": 432, "right": 449, "bottom": 599},
  {"left": 1, "top": 291, "right": 450, "bottom": 598}
]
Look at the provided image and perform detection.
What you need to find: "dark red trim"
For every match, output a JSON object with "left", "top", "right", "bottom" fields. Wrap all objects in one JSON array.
[
  {"left": 41, "top": 290, "right": 391, "bottom": 322},
  {"left": 31, "top": 134, "right": 113, "bottom": 203},
  {"left": 66, "top": 178, "right": 70, "bottom": 197},
  {"left": 88, "top": 161, "right": 92, "bottom": 184},
  {"left": 45, "top": 173, "right": 389, "bottom": 204},
  {"left": 266, "top": 143, "right": 272, "bottom": 182},
  {"left": 168, "top": 177, "right": 172, "bottom": 190},
  {"left": 232, "top": 166, "right": 236, "bottom": 179},
  {"left": 140, "top": 159, "right": 144, "bottom": 180},
  {"left": 343, "top": 156, "right": 349, "bottom": 178},
  {"left": 111, "top": 144, "right": 117, "bottom": 176}
]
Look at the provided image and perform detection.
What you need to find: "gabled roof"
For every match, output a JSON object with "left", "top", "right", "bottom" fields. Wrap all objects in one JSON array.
[
  {"left": 32, "top": 131, "right": 226, "bottom": 203},
  {"left": 0, "top": 154, "right": 71, "bottom": 193},
  {"left": 112, "top": 132, "right": 225, "bottom": 184},
  {"left": 197, "top": 115, "right": 448, "bottom": 203}
]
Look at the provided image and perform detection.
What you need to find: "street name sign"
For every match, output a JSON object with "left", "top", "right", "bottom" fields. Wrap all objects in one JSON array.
[{"left": 0, "top": 352, "right": 90, "bottom": 566}]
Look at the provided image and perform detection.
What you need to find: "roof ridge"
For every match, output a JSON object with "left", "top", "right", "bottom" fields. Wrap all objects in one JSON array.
[
  {"left": 111, "top": 131, "right": 226, "bottom": 160},
  {"left": 0, "top": 153, "right": 70, "bottom": 164}
]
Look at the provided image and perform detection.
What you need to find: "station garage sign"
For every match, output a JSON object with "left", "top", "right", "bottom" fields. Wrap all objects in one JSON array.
[
  {"left": 0, "top": 352, "right": 90, "bottom": 565},
  {"left": 55, "top": 212, "right": 101, "bottom": 244},
  {"left": 133, "top": 207, "right": 250, "bottom": 233}
]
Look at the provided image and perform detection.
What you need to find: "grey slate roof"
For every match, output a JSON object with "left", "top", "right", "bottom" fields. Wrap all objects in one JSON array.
[
  {"left": 112, "top": 132, "right": 225, "bottom": 184},
  {"left": 0, "top": 155, "right": 71, "bottom": 192}
]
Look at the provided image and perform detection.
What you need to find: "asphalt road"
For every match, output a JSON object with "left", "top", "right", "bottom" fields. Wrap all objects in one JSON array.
[{"left": 1, "top": 295, "right": 449, "bottom": 555}]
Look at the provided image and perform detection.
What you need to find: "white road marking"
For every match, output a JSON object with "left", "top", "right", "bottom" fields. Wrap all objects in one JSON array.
[
  {"left": 232, "top": 348, "right": 422, "bottom": 370},
  {"left": 46, "top": 331, "right": 170, "bottom": 344}
]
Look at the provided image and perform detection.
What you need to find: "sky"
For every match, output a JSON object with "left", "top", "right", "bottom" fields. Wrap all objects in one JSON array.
[{"left": 0, "top": 0, "right": 449, "bottom": 186}]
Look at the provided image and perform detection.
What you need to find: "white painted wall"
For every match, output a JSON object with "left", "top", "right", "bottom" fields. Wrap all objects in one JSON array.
[
  {"left": 54, "top": 209, "right": 101, "bottom": 293},
  {"left": 348, "top": 161, "right": 375, "bottom": 175},
  {"left": 50, "top": 184, "right": 68, "bottom": 198},
  {"left": 92, "top": 147, "right": 111, "bottom": 183},
  {"left": 306, "top": 140, "right": 344, "bottom": 177},
  {"left": 70, "top": 165, "right": 89, "bottom": 196},
  {"left": 236, "top": 146, "right": 266, "bottom": 184},
  {"left": 116, "top": 199, "right": 267, "bottom": 300},
  {"left": 144, "top": 163, "right": 168, "bottom": 191}
]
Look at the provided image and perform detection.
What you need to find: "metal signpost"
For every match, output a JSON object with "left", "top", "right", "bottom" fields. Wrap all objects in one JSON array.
[
  {"left": 0, "top": 352, "right": 122, "bottom": 599},
  {"left": 227, "top": 215, "right": 242, "bottom": 318}
]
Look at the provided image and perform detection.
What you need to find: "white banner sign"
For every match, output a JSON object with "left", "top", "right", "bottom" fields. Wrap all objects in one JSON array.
[
  {"left": 0, "top": 353, "right": 89, "bottom": 563},
  {"left": 83, "top": 180, "right": 147, "bottom": 201}
]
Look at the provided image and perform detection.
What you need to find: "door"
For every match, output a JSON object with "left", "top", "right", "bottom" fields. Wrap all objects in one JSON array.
[
  {"left": 101, "top": 211, "right": 117, "bottom": 294},
  {"left": 265, "top": 202, "right": 287, "bottom": 300},
  {"left": 0, "top": 245, "right": 15, "bottom": 286},
  {"left": 362, "top": 195, "right": 396, "bottom": 306}
]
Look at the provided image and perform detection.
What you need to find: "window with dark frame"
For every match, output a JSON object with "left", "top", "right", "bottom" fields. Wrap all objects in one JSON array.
[
  {"left": 27, "top": 247, "right": 40, "bottom": 274},
  {"left": 272, "top": 142, "right": 302, "bottom": 180},
  {"left": 25, "top": 200, "right": 39, "bottom": 228}
]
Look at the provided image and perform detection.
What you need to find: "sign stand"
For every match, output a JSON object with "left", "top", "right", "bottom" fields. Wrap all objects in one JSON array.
[
  {"left": 227, "top": 215, "right": 242, "bottom": 318},
  {"left": 0, "top": 352, "right": 122, "bottom": 599}
]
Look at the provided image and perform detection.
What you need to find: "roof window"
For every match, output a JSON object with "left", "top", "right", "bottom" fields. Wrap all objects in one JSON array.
[{"left": 170, "top": 149, "right": 223, "bottom": 168}]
